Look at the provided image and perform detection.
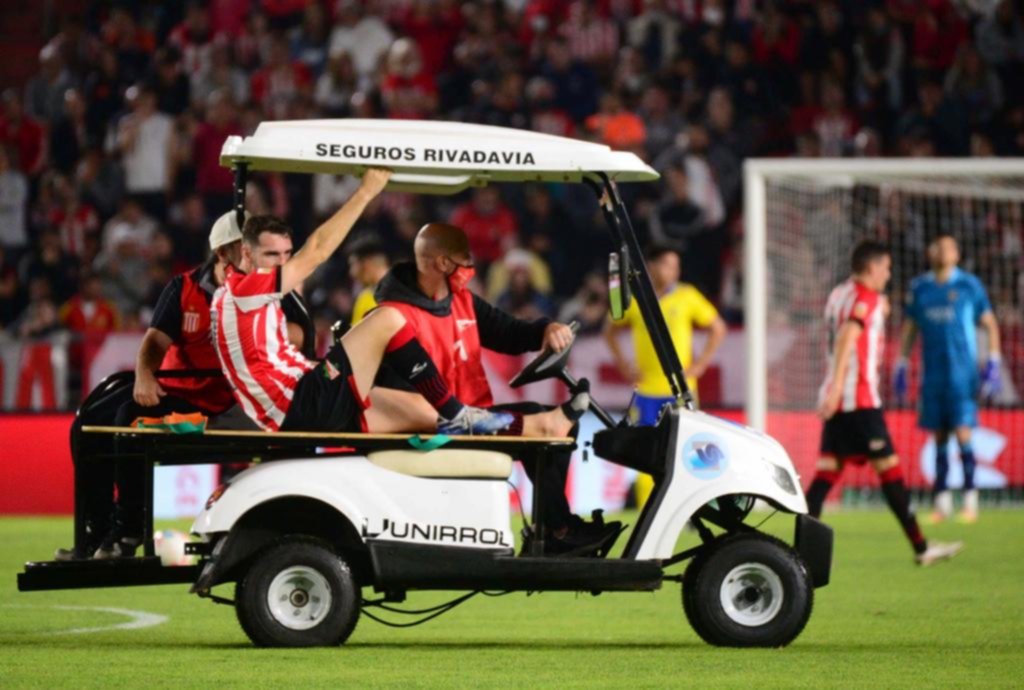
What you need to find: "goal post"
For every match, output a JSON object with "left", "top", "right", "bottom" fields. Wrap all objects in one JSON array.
[{"left": 744, "top": 158, "right": 1024, "bottom": 495}]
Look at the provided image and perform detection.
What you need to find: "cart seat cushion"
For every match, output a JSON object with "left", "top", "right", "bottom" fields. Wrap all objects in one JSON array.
[{"left": 368, "top": 449, "right": 513, "bottom": 479}]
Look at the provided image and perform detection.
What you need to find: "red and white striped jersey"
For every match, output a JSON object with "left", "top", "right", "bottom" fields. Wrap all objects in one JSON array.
[
  {"left": 211, "top": 266, "right": 315, "bottom": 430},
  {"left": 819, "top": 279, "right": 886, "bottom": 411}
]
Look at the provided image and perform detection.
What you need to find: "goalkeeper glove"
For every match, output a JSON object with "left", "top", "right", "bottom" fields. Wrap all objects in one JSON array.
[
  {"left": 980, "top": 354, "right": 1002, "bottom": 401},
  {"left": 893, "top": 357, "right": 909, "bottom": 403}
]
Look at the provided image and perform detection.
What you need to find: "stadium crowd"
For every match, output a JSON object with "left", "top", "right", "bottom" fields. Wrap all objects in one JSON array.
[{"left": 1, "top": 0, "right": 1022, "bottom": 402}]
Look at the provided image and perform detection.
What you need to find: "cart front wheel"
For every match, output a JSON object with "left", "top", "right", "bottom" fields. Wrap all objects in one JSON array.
[
  {"left": 682, "top": 533, "right": 813, "bottom": 647},
  {"left": 236, "top": 537, "right": 359, "bottom": 647}
]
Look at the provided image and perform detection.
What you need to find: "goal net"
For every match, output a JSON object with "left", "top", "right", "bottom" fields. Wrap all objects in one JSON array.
[{"left": 744, "top": 159, "right": 1024, "bottom": 499}]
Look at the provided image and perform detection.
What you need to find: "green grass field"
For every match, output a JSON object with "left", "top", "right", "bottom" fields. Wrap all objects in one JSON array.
[{"left": 1, "top": 511, "right": 1022, "bottom": 689}]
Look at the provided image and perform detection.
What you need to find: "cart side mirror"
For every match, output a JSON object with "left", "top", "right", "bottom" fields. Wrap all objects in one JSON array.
[{"left": 608, "top": 249, "right": 632, "bottom": 320}]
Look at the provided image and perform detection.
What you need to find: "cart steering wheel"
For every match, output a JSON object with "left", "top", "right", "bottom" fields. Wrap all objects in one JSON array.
[{"left": 509, "top": 321, "right": 580, "bottom": 389}]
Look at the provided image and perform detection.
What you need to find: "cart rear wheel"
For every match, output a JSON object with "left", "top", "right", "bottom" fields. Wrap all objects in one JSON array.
[
  {"left": 682, "top": 533, "right": 812, "bottom": 647},
  {"left": 235, "top": 537, "right": 359, "bottom": 647}
]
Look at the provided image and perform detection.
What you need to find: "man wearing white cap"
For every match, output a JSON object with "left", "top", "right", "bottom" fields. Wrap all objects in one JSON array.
[
  {"left": 56, "top": 210, "right": 256, "bottom": 561},
  {"left": 129, "top": 209, "right": 246, "bottom": 414}
]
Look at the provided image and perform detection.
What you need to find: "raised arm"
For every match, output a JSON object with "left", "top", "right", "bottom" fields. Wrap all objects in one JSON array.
[{"left": 280, "top": 168, "right": 391, "bottom": 295}]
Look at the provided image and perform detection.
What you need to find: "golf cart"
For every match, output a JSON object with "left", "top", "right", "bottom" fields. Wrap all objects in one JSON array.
[{"left": 18, "top": 120, "right": 831, "bottom": 648}]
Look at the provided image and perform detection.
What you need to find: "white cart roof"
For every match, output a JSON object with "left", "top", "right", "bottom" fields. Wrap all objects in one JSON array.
[{"left": 220, "top": 119, "right": 658, "bottom": 194}]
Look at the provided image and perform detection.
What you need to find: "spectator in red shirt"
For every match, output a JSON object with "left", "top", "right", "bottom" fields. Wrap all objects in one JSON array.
[
  {"left": 59, "top": 271, "right": 121, "bottom": 366},
  {"left": 751, "top": 3, "right": 802, "bottom": 67},
  {"left": 380, "top": 38, "right": 438, "bottom": 120},
  {"left": 912, "top": 0, "right": 968, "bottom": 72},
  {"left": 250, "top": 34, "right": 312, "bottom": 118},
  {"left": 208, "top": 0, "right": 252, "bottom": 38},
  {"left": 449, "top": 187, "right": 519, "bottom": 268},
  {"left": 0, "top": 90, "right": 46, "bottom": 178},
  {"left": 396, "top": 0, "right": 463, "bottom": 75},
  {"left": 193, "top": 90, "right": 241, "bottom": 214}
]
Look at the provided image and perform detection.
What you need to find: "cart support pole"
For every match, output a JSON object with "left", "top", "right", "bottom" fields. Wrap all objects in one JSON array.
[
  {"left": 72, "top": 451, "right": 87, "bottom": 556},
  {"left": 586, "top": 175, "right": 694, "bottom": 409},
  {"left": 528, "top": 449, "right": 547, "bottom": 556},
  {"left": 234, "top": 162, "right": 249, "bottom": 231},
  {"left": 142, "top": 443, "right": 155, "bottom": 558}
]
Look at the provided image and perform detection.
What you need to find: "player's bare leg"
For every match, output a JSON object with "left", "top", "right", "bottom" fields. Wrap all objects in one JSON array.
[
  {"left": 363, "top": 382, "right": 589, "bottom": 436},
  {"left": 490, "top": 379, "right": 591, "bottom": 438},
  {"left": 930, "top": 429, "right": 953, "bottom": 523},
  {"left": 338, "top": 307, "right": 411, "bottom": 399},
  {"left": 805, "top": 456, "right": 842, "bottom": 518},
  {"left": 870, "top": 455, "right": 962, "bottom": 566},
  {"left": 340, "top": 307, "right": 511, "bottom": 433},
  {"left": 954, "top": 425, "right": 978, "bottom": 523},
  {"left": 364, "top": 388, "right": 437, "bottom": 433},
  {"left": 520, "top": 409, "right": 574, "bottom": 437}
]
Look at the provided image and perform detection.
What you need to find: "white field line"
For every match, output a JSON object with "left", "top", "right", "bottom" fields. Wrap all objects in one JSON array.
[{"left": 4, "top": 605, "right": 168, "bottom": 635}]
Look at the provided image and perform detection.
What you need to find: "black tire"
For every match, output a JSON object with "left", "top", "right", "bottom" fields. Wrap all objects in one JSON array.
[
  {"left": 235, "top": 536, "right": 360, "bottom": 647},
  {"left": 682, "top": 532, "right": 813, "bottom": 648}
]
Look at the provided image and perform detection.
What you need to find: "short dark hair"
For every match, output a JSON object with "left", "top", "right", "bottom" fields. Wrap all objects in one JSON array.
[
  {"left": 929, "top": 231, "right": 958, "bottom": 247},
  {"left": 644, "top": 243, "right": 676, "bottom": 263},
  {"left": 851, "top": 240, "right": 889, "bottom": 273},
  {"left": 348, "top": 237, "right": 388, "bottom": 262},
  {"left": 242, "top": 215, "right": 291, "bottom": 246}
]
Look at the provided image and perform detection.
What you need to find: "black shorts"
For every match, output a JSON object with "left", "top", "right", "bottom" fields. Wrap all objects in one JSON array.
[
  {"left": 819, "top": 409, "right": 895, "bottom": 462},
  {"left": 280, "top": 344, "right": 367, "bottom": 433}
]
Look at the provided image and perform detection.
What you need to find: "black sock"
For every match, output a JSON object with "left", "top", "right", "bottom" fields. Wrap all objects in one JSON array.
[
  {"left": 880, "top": 466, "right": 927, "bottom": 555},
  {"left": 384, "top": 323, "right": 463, "bottom": 420},
  {"left": 805, "top": 470, "right": 839, "bottom": 518},
  {"left": 960, "top": 444, "right": 976, "bottom": 490},
  {"left": 934, "top": 441, "right": 949, "bottom": 494}
]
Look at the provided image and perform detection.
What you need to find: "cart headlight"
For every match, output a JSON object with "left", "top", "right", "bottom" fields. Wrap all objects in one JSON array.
[
  {"left": 765, "top": 461, "right": 798, "bottom": 495},
  {"left": 205, "top": 483, "right": 229, "bottom": 509}
]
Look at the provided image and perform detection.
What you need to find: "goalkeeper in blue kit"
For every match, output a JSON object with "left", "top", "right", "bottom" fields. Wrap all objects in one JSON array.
[{"left": 895, "top": 233, "right": 1002, "bottom": 523}]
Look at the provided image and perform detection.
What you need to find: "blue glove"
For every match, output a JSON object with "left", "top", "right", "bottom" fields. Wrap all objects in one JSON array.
[
  {"left": 981, "top": 355, "right": 1002, "bottom": 400},
  {"left": 893, "top": 357, "right": 909, "bottom": 403}
]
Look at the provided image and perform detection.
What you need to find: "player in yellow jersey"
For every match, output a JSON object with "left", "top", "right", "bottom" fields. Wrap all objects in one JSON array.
[
  {"left": 348, "top": 238, "right": 391, "bottom": 325},
  {"left": 604, "top": 244, "right": 726, "bottom": 504}
]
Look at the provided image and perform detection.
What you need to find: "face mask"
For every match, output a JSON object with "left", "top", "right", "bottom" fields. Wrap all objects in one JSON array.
[{"left": 446, "top": 262, "right": 476, "bottom": 293}]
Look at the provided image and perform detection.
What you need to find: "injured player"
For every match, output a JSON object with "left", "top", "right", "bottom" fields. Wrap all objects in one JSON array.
[{"left": 212, "top": 168, "right": 586, "bottom": 438}]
